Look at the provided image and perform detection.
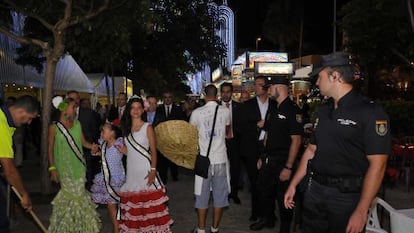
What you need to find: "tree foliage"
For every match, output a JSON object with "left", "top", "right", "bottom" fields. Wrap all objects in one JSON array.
[
  {"left": 339, "top": 0, "right": 414, "bottom": 98},
  {"left": 262, "top": 0, "right": 304, "bottom": 52},
  {"left": 128, "top": 0, "right": 226, "bottom": 97}
]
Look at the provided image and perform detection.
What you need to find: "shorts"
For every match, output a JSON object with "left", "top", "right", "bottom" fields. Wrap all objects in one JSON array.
[{"left": 195, "top": 163, "right": 229, "bottom": 209}]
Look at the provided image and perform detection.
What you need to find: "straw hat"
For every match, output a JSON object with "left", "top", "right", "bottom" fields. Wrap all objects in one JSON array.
[{"left": 155, "top": 120, "right": 198, "bottom": 169}]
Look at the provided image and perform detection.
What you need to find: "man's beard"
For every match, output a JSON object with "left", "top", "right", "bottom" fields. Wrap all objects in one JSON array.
[{"left": 270, "top": 91, "right": 279, "bottom": 100}]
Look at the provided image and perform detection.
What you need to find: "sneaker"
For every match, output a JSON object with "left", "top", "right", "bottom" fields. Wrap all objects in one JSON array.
[{"left": 191, "top": 228, "right": 206, "bottom": 233}]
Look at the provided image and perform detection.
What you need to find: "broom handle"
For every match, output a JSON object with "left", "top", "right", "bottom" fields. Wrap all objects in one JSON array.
[{"left": 11, "top": 186, "right": 49, "bottom": 233}]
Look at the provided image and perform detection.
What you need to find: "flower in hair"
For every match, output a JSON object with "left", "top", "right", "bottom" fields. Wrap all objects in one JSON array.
[
  {"left": 58, "top": 102, "right": 68, "bottom": 112},
  {"left": 52, "top": 96, "right": 63, "bottom": 109}
]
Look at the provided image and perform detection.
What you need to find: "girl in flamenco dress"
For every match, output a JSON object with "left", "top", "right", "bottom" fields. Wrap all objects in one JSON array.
[
  {"left": 118, "top": 96, "right": 173, "bottom": 233},
  {"left": 90, "top": 122, "right": 126, "bottom": 233},
  {"left": 48, "top": 96, "right": 101, "bottom": 233}
]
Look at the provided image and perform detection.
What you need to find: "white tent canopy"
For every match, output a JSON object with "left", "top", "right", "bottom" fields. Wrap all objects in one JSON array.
[
  {"left": 1, "top": 32, "right": 95, "bottom": 93},
  {"left": 53, "top": 54, "right": 94, "bottom": 93},
  {"left": 87, "top": 73, "right": 128, "bottom": 97}
]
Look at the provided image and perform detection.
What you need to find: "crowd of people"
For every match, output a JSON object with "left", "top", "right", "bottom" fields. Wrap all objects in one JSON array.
[{"left": 0, "top": 51, "right": 392, "bottom": 233}]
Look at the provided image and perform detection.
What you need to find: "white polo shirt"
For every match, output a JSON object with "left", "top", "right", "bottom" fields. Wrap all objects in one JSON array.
[{"left": 190, "top": 101, "right": 230, "bottom": 164}]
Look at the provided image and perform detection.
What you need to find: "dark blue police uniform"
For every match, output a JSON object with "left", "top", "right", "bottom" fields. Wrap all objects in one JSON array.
[
  {"left": 302, "top": 90, "right": 391, "bottom": 233},
  {"left": 254, "top": 97, "right": 303, "bottom": 232}
]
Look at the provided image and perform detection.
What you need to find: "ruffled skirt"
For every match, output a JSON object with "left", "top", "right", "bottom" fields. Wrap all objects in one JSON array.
[
  {"left": 48, "top": 178, "right": 101, "bottom": 233},
  {"left": 91, "top": 172, "right": 125, "bottom": 204},
  {"left": 119, "top": 188, "right": 173, "bottom": 233}
]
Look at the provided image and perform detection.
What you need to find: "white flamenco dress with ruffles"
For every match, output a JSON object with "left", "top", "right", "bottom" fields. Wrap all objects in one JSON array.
[{"left": 119, "top": 123, "right": 173, "bottom": 233}]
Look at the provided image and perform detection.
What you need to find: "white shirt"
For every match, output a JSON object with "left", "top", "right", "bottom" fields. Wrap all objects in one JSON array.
[
  {"left": 221, "top": 100, "right": 233, "bottom": 138},
  {"left": 190, "top": 101, "right": 230, "bottom": 164},
  {"left": 190, "top": 101, "right": 231, "bottom": 195},
  {"left": 257, "top": 96, "right": 269, "bottom": 140},
  {"left": 118, "top": 105, "right": 125, "bottom": 119},
  {"left": 164, "top": 104, "right": 172, "bottom": 117}
]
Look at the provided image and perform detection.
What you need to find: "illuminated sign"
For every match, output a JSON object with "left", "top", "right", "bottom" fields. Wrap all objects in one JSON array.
[
  {"left": 255, "top": 62, "right": 293, "bottom": 75},
  {"left": 231, "top": 64, "right": 244, "bottom": 78},
  {"left": 248, "top": 52, "right": 288, "bottom": 68}
]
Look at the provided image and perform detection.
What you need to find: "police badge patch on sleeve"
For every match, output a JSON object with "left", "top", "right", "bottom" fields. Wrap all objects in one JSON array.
[{"left": 375, "top": 120, "right": 388, "bottom": 136}]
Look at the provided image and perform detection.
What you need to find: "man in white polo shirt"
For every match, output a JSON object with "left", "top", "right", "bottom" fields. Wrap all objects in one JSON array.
[{"left": 190, "top": 84, "right": 231, "bottom": 233}]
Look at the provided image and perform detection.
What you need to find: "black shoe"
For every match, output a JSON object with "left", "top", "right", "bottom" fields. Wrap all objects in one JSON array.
[
  {"left": 228, "top": 194, "right": 241, "bottom": 204},
  {"left": 249, "top": 215, "right": 258, "bottom": 222},
  {"left": 249, "top": 219, "right": 275, "bottom": 231}
]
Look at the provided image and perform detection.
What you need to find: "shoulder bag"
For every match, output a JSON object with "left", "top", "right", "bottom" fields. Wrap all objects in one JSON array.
[{"left": 194, "top": 105, "right": 219, "bottom": 178}]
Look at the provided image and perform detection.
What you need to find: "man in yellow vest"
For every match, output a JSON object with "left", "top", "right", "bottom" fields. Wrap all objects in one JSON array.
[{"left": 0, "top": 95, "right": 39, "bottom": 232}]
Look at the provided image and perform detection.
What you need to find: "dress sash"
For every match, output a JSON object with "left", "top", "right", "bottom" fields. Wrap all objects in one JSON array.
[
  {"left": 126, "top": 133, "right": 163, "bottom": 188},
  {"left": 101, "top": 141, "right": 120, "bottom": 202},
  {"left": 55, "top": 121, "right": 86, "bottom": 167}
]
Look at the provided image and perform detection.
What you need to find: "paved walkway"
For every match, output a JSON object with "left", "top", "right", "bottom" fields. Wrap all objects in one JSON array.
[{"left": 8, "top": 155, "right": 414, "bottom": 233}]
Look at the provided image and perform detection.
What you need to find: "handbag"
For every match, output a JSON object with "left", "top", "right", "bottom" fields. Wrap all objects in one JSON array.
[{"left": 194, "top": 105, "right": 219, "bottom": 178}]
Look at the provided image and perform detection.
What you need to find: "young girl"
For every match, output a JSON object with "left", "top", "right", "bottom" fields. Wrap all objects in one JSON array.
[
  {"left": 118, "top": 96, "right": 173, "bottom": 233},
  {"left": 90, "top": 123, "right": 126, "bottom": 233},
  {"left": 48, "top": 97, "right": 101, "bottom": 233}
]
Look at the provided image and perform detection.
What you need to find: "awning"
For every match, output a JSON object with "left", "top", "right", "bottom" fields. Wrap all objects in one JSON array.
[{"left": 1, "top": 33, "right": 94, "bottom": 93}]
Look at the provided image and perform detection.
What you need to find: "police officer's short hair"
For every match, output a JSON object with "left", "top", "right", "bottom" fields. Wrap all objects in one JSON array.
[
  {"left": 205, "top": 84, "right": 217, "bottom": 98},
  {"left": 13, "top": 95, "right": 40, "bottom": 114},
  {"left": 328, "top": 65, "right": 355, "bottom": 84}
]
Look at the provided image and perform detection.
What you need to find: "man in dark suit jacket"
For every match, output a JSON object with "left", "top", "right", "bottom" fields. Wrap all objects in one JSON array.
[
  {"left": 153, "top": 91, "right": 186, "bottom": 183},
  {"left": 107, "top": 92, "right": 127, "bottom": 123},
  {"left": 239, "top": 76, "right": 276, "bottom": 225},
  {"left": 219, "top": 82, "right": 242, "bottom": 204},
  {"left": 67, "top": 91, "right": 101, "bottom": 190}
]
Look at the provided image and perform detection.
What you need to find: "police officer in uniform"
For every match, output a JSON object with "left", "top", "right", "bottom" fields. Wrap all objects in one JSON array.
[
  {"left": 250, "top": 76, "right": 303, "bottom": 232},
  {"left": 284, "top": 52, "right": 391, "bottom": 233}
]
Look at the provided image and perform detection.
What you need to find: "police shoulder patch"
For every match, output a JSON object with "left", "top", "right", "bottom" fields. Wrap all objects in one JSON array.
[{"left": 375, "top": 120, "right": 388, "bottom": 136}]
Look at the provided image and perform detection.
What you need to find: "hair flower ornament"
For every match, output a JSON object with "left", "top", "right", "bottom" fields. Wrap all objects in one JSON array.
[{"left": 52, "top": 96, "right": 68, "bottom": 112}]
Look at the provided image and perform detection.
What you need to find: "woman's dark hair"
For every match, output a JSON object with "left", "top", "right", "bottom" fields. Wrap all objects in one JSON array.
[{"left": 121, "top": 97, "right": 144, "bottom": 137}]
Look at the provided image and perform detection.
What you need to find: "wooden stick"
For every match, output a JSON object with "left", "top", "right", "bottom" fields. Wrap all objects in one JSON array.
[{"left": 11, "top": 186, "right": 49, "bottom": 233}]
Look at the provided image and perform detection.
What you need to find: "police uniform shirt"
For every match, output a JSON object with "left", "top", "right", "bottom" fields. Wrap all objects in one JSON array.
[
  {"left": 310, "top": 90, "right": 391, "bottom": 176},
  {"left": 264, "top": 97, "right": 303, "bottom": 157}
]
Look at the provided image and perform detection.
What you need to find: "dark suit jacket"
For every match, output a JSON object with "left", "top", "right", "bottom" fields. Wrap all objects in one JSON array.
[
  {"left": 78, "top": 107, "right": 101, "bottom": 143},
  {"left": 107, "top": 105, "right": 120, "bottom": 122},
  {"left": 239, "top": 97, "right": 275, "bottom": 158},
  {"left": 153, "top": 104, "right": 186, "bottom": 127}
]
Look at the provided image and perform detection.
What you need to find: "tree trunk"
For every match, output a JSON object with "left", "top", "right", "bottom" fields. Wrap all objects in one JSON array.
[
  {"left": 40, "top": 57, "right": 57, "bottom": 194},
  {"left": 40, "top": 31, "right": 65, "bottom": 194}
]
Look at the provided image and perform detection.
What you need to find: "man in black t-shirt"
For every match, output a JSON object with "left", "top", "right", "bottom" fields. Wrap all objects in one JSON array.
[
  {"left": 284, "top": 52, "right": 391, "bottom": 233},
  {"left": 250, "top": 76, "right": 303, "bottom": 232}
]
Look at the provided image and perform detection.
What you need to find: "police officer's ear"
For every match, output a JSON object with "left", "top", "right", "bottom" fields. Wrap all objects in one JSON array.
[{"left": 329, "top": 71, "right": 340, "bottom": 81}]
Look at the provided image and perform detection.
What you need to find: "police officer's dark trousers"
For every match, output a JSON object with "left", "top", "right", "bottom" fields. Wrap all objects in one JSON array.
[
  {"left": 302, "top": 180, "right": 362, "bottom": 233},
  {"left": 256, "top": 156, "right": 293, "bottom": 233}
]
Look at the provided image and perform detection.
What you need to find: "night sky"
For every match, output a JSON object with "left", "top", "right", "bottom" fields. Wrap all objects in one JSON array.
[{"left": 226, "top": 0, "right": 349, "bottom": 57}]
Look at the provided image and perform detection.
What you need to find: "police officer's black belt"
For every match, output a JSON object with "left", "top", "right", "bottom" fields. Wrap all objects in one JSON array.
[{"left": 311, "top": 173, "right": 363, "bottom": 193}]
